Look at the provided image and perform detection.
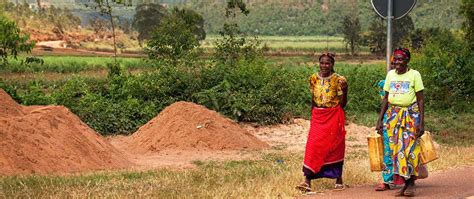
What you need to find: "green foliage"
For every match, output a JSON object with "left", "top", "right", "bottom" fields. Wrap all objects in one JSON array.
[
  {"left": 213, "top": 0, "right": 263, "bottom": 67},
  {"left": 185, "top": 0, "right": 463, "bottom": 36},
  {"left": 0, "top": 15, "right": 35, "bottom": 65},
  {"left": 214, "top": 24, "right": 263, "bottom": 67},
  {"left": 362, "top": 16, "right": 385, "bottom": 54},
  {"left": 340, "top": 15, "right": 361, "bottom": 55},
  {"left": 392, "top": 16, "right": 415, "bottom": 49},
  {"left": 17, "top": 81, "right": 54, "bottom": 105},
  {"left": 195, "top": 60, "right": 309, "bottom": 124},
  {"left": 133, "top": 3, "right": 167, "bottom": 44},
  {"left": 0, "top": 78, "right": 20, "bottom": 102},
  {"left": 0, "top": 56, "right": 151, "bottom": 73},
  {"left": 411, "top": 30, "right": 473, "bottom": 111},
  {"left": 460, "top": 0, "right": 474, "bottom": 50},
  {"left": 107, "top": 62, "right": 122, "bottom": 78},
  {"left": 362, "top": 15, "right": 415, "bottom": 54},
  {"left": 411, "top": 0, "right": 463, "bottom": 30},
  {"left": 339, "top": 65, "right": 385, "bottom": 114},
  {"left": 171, "top": 7, "right": 206, "bottom": 41},
  {"left": 145, "top": 9, "right": 202, "bottom": 66},
  {"left": 410, "top": 28, "right": 446, "bottom": 50}
]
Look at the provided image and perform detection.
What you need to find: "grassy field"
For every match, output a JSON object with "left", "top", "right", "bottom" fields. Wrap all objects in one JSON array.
[
  {"left": 202, "top": 35, "right": 370, "bottom": 53},
  {"left": 1, "top": 146, "right": 473, "bottom": 198},
  {"left": 79, "top": 35, "right": 370, "bottom": 54},
  {"left": 0, "top": 55, "right": 375, "bottom": 81},
  {"left": 0, "top": 56, "right": 154, "bottom": 73}
]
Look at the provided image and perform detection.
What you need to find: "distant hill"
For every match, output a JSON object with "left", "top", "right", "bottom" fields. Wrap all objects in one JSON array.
[{"left": 7, "top": 0, "right": 464, "bottom": 36}]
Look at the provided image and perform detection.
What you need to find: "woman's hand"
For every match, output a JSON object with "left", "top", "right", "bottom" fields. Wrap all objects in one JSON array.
[
  {"left": 339, "top": 79, "right": 348, "bottom": 91},
  {"left": 376, "top": 121, "right": 383, "bottom": 135},
  {"left": 416, "top": 124, "right": 425, "bottom": 139}
]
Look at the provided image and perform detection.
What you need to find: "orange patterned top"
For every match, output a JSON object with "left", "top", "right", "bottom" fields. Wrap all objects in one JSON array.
[{"left": 309, "top": 73, "right": 347, "bottom": 108}]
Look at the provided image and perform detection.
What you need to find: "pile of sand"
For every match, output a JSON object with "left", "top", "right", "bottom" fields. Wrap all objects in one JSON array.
[
  {"left": 127, "top": 101, "right": 269, "bottom": 153},
  {"left": 0, "top": 89, "right": 131, "bottom": 175}
]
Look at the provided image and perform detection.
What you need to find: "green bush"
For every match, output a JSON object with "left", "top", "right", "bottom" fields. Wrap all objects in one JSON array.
[
  {"left": 18, "top": 81, "right": 54, "bottom": 105},
  {"left": 411, "top": 30, "right": 473, "bottom": 111}
]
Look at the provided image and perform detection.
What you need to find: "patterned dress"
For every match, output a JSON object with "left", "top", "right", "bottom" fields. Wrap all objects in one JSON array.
[{"left": 382, "top": 69, "right": 424, "bottom": 180}]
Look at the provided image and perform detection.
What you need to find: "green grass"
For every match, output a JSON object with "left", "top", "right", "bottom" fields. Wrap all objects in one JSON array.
[
  {"left": 1, "top": 56, "right": 155, "bottom": 73},
  {"left": 201, "top": 35, "right": 371, "bottom": 53}
]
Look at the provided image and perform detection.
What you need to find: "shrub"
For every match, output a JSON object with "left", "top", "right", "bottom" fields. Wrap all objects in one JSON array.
[{"left": 411, "top": 30, "right": 473, "bottom": 111}]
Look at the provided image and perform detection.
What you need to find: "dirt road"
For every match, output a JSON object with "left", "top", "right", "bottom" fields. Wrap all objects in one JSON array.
[{"left": 301, "top": 166, "right": 474, "bottom": 199}]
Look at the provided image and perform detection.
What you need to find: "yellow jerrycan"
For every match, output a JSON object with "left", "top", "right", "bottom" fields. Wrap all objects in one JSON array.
[
  {"left": 419, "top": 131, "right": 438, "bottom": 164},
  {"left": 367, "top": 131, "right": 384, "bottom": 172}
]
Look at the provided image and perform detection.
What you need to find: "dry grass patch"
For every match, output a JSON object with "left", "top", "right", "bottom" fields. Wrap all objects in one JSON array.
[{"left": 1, "top": 145, "right": 473, "bottom": 198}]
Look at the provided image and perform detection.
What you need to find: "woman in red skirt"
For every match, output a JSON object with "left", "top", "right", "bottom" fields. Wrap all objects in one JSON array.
[{"left": 296, "top": 52, "right": 348, "bottom": 193}]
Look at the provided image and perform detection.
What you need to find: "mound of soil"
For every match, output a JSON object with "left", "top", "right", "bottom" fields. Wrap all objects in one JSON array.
[
  {"left": 127, "top": 101, "right": 269, "bottom": 153},
  {"left": 0, "top": 90, "right": 23, "bottom": 117},
  {"left": 0, "top": 89, "right": 131, "bottom": 175}
]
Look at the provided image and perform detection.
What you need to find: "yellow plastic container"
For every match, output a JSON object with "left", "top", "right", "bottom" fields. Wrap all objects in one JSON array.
[
  {"left": 419, "top": 131, "right": 438, "bottom": 164},
  {"left": 367, "top": 131, "right": 384, "bottom": 172}
]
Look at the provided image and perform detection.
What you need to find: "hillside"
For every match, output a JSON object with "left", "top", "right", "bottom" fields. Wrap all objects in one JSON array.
[{"left": 4, "top": 0, "right": 464, "bottom": 36}]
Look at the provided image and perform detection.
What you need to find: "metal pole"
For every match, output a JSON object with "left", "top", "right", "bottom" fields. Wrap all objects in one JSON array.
[{"left": 386, "top": 0, "right": 393, "bottom": 72}]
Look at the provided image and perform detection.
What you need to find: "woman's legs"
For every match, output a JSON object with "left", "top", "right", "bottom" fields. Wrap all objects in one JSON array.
[
  {"left": 403, "top": 176, "right": 416, "bottom": 196},
  {"left": 336, "top": 177, "right": 343, "bottom": 185}
]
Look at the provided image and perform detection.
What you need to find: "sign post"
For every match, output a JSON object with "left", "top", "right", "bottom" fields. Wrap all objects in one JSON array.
[
  {"left": 386, "top": 0, "right": 393, "bottom": 72},
  {"left": 371, "top": 0, "right": 416, "bottom": 71}
]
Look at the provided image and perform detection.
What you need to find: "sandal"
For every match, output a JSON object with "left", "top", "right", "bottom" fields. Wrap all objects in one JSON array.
[
  {"left": 333, "top": 183, "right": 346, "bottom": 191},
  {"left": 295, "top": 182, "right": 312, "bottom": 193},
  {"left": 375, "top": 183, "right": 390, "bottom": 191}
]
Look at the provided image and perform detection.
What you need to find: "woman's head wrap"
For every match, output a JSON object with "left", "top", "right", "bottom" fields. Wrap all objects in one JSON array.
[
  {"left": 319, "top": 52, "right": 335, "bottom": 63},
  {"left": 393, "top": 48, "right": 411, "bottom": 61}
]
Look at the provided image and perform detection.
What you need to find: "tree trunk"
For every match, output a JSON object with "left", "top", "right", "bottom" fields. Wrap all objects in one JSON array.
[
  {"left": 36, "top": 0, "right": 41, "bottom": 11},
  {"left": 106, "top": 0, "right": 118, "bottom": 63}
]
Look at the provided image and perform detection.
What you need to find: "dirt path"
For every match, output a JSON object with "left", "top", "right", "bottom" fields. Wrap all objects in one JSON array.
[{"left": 301, "top": 166, "right": 474, "bottom": 199}]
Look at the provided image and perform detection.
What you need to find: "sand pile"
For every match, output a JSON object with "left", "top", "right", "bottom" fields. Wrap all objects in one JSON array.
[
  {"left": 0, "top": 89, "right": 131, "bottom": 175},
  {"left": 127, "top": 101, "right": 269, "bottom": 153},
  {"left": 0, "top": 90, "right": 23, "bottom": 117}
]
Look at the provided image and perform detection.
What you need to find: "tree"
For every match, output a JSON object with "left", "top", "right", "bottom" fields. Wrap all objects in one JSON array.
[
  {"left": 392, "top": 15, "right": 415, "bottom": 49},
  {"left": 146, "top": 8, "right": 203, "bottom": 66},
  {"left": 171, "top": 7, "right": 206, "bottom": 41},
  {"left": 364, "top": 14, "right": 415, "bottom": 54},
  {"left": 364, "top": 15, "right": 385, "bottom": 54},
  {"left": 0, "top": 15, "right": 35, "bottom": 65},
  {"left": 87, "top": 0, "right": 128, "bottom": 64},
  {"left": 460, "top": 0, "right": 474, "bottom": 50},
  {"left": 214, "top": 0, "right": 262, "bottom": 67},
  {"left": 132, "top": 3, "right": 167, "bottom": 46},
  {"left": 340, "top": 15, "right": 361, "bottom": 55}
]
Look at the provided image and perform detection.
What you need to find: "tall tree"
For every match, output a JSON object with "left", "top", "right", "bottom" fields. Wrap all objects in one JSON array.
[
  {"left": 214, "top": 0, "right": 262, "bottom": 66},
  {"left": 171, "top": 7, "right": 206, "bottom": 41},
  {"left": 133, "top": 3, "right": 167, "bottom": 46},
  {"left": 87, "top": 0, "right": 128, "bottom": 64},
  {"left": 340, "top": 15, "right": 361, "bottom": 55},
  {"left": 393, "top": 15, "right": 415, "bottom": 49},
  {"left": 146, "top": 7, "right": 206, "bottom": 66},
  {"left": 364, "top": 14, "right": 415, "bottom": 54},
  {"left": 365, "top": 16, "right": 385, "bottom": 54}
]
